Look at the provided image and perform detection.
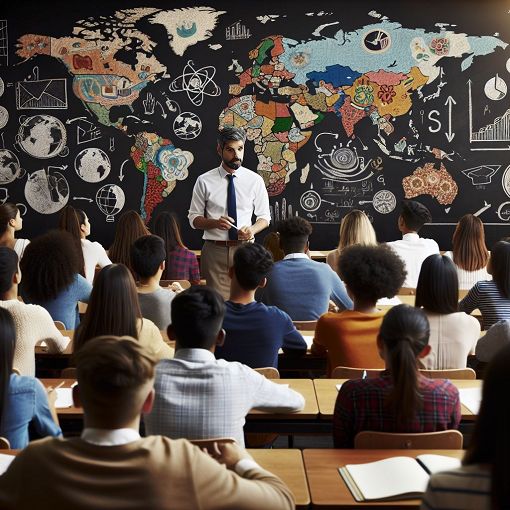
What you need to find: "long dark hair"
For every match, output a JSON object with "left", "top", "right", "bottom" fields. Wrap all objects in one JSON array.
[
  {"left": 151, "top": 212, "right": 185, "bottom": 280},
  {"left": 74, "top": 264, "right": 141, "bottom": 353},
  {"left": 58, "top": 205, "right": 86, "bottom": 277},
  {"left": 464, "top": 343, "right": 510, "bottom": 509},
  {"left": 380, "top": 304, "right": 430, "bottom": 423},
  {"left": 0, "top": 308, "right": 17, "bottom": 430},
  {"left": 452, "top": 214, "right": 489, "bottom": 272},
  {"left": 0, "top": 203, "right": 19, "bottom": 242},
  {"left": 489, "top": 241, "right": 510, "bottom": 299}
]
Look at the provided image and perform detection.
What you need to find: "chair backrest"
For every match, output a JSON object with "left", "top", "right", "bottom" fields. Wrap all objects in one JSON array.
[
  {"left": 254, "top": 367, "right": 280, "bottom": 379},
  {"left": 354, "top": 430, "right": 464, "bottom": 449},
  {"left": 190, "top": 437, "right": 236, "bottom": 454},
  {"left": 160, "top": 280, "right": 191, "bottom": 289},
  {"left": 293, "top": 320, "right": 318, "bottom": 331},
  {"left": 331, "top": 366, "right": 382, "bottom": 379},
  {"left": 0, "top": 437, "right": 11, "bottom": 449},
  {"left": 398, "top": 287, "right": 416, "bottom": 295},
  {"left": 419, "top": 368, "right": 476, "bottom": 380},
  {"left": 61, "top": 367, "right": 77, "bottom": 378},
  {"left": 54, "top": 321, "right": 66, "bottom": 331}
]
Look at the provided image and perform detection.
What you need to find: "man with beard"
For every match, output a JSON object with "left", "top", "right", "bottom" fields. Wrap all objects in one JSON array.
[{"left": 189, "top": 127, "right": 270, "bottom": 298}]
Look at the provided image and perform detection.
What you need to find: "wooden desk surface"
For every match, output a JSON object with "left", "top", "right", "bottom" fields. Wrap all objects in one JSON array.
[
  {"left": 303, "top": 448, "right": 464, "bottom": 508},
  {"left": 248, "top": 449, "right": 310, "bottom": 508},
  {"left": 314, "top": 379, "right": 481, "bottom": 421},
  {"left": 192, "top": 249, "right": 331, "bottom": 261}
]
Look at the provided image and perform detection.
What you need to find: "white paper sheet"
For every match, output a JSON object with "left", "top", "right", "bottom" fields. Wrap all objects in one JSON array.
[
  {"left": 55, "top": 387, "right": 74, "bottom": 408},
  {"left": 0, "top": 454, "right": 15, "bottom": 475},
  {"left": 459, "top": 387, "right": 482, "bottom": 414}
]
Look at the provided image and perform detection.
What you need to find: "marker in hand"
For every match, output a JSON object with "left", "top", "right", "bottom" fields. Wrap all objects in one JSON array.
[{"left": 224, "top": 219, "right": 239, "bottom": 230}]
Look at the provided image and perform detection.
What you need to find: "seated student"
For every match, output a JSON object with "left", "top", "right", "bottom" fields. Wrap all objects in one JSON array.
[
  {"left": 386, "top": 200, "right": 439, "bottom": 288},
  {"left": 0, "top": 247, "right": 68, "bottom": 376},
  {"left": 0, "top": 336, "right": 295, "bottom": 510},
  {"left": 259, "top": 216, "right": 352, "bottom": 320},
  {"left": 144, "top": 286, "right": 305, "bottom": 446},
  {"left": 131, "top": 235, "right": 176, "bottom": 330},
  {"left": 20, "top": 230, "right": 92, "bottom": 329},
  {"left": 0, "top": 308, "right": 61, "bottom": 449},
  {"left": 459, "top": 240, "right": 510, "bottom": 330},
  {"left": 421, "top": 343, "right": 510, "bottom": 510},
  {"left": 0, "top": 203, "right": 29, "bottom": 260},
  {"left": 312, "top": 244, "right": 406, "bottom": 375},
  {"left": 415, "top": 254, "right": 481, "bottom": 369},
  {"left": 333, "top": 305, "right": 461, "bottom": 448},
  {"left": 215, "top": 243, "right": 306, "bottom": 368},
  {"left": 74, "top": 264, "right": 173, "bottom": 360},
  {"left": 476, "top": 319, "right": 510, "bottom": 363}
]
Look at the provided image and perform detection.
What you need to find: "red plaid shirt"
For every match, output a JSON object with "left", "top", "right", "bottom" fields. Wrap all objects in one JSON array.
[
  {"left": 333, "top": 371, "right": 461, "bottom": 448},
  {"left": 164, "top": 247, "right": 200, "bottom": 284}
]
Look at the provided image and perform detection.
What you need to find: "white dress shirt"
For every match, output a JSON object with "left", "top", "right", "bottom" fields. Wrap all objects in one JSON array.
[
  {"left": 188, "top": 165, "right": 270, "bottom": 240},
  {"left": 144, "top": 348, "right": 305, "bottom": 446},
  {"left": 81, "top": 239, "right": 111, "bottom": 284},
  {"left": 283, "top": 253, "right": 309, "bottom": 260},
  {"left": 81, "top": 428, "right": 141, "bottom": 446}
]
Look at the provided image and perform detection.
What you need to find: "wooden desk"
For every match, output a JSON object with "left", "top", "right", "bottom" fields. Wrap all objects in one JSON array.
[
  {"left": 249, "top": 449, "right": 310, "bottom": 508},
  {"left": 191, "top": 249, "right": 331, "bottom": 262},
  {"left": 303, "top": 448, "right": 464, "bottom": 508}
]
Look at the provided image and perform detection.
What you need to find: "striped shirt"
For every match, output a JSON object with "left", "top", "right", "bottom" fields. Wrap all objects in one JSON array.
[
  {"left": 459, "top": 280, "right": 510, "bottom": 330},
  {"left": 421, "top": 464, "right": 492, "bottom": 510}
]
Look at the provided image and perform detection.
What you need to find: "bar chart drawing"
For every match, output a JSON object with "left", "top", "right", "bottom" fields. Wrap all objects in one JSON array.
[
  {"left": 0, "top": 21, "right": 8, "bottom": 66},
  {"left": 471, "top": 108, "right": 510, "bottom": 142},
  {"left": 225, "top": 21, "right": 251, "bottom": 40}
]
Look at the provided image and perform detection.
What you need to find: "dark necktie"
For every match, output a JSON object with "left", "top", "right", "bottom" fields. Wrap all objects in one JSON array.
[{"left": 226, "top": 174, "right": 237, "bottom": 240}]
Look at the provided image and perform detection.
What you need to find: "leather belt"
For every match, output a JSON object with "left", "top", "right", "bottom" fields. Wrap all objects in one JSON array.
[{"left": 207, "top": 240, "right": 244, "bottom": 247}]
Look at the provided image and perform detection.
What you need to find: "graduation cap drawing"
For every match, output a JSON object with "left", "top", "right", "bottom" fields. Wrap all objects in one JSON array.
[{"left": 461, "top": 165, "right": 501, "bottom": 185}]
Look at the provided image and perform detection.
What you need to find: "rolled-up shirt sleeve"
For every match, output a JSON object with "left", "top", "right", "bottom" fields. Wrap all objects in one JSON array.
[
  {"left": 253, "top": 176, "right": 271, "bottom": 225},
  {"left": 188, "top": 177, "right": 206, "bottom": 229}
]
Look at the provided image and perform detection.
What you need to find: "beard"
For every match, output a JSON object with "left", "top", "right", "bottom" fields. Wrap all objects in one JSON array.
[{"left": 224, "top": 158, "right": 242, "bottom": 170}]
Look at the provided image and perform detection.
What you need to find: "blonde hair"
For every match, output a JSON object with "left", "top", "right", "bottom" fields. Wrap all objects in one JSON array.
[{"left": 338, "top": 210, "right": 377, "bottom": 252}]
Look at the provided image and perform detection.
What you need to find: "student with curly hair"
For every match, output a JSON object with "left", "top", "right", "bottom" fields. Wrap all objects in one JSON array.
[
  {"left": 20, "top": 230, "right": 92, "bottom": 330},
  {"left": 333, "top": 305, "right": 461, "bottom": 448},
  {"left": 312, "top": 244, "right": 406, "bottom": 374},
  {"left": 0, "top": 203, "right": 29, "bottom": 259}
]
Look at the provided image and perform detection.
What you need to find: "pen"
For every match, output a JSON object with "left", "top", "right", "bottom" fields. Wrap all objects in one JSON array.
[
  {"left": 55, "top": 381, "right": 66, "bottom": 389},
  {"left": 224, "top": 219, "right": 239, "bottom": 230}
]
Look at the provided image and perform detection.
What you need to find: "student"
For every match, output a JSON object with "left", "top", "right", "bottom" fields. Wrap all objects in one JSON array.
[
  {"left": 144, "top": 286, "right": 305, "bottom": 446},
  {"left": 312, "top": 244, "right": 406, "bottom": 374},
  {"left": 152, "top": 211, "right": 200, "bottom": 284},
  {"left": 475, "top": 319, "right": 510, "bottom": 363},
  {"left": 421, "top": 343, "right": 510, "bottom": 510},
  {"left": 259, "top": 216, "right": 352, "bottom": 320},
  {"left": 415, "top": 254, "right": 480, "bottom": 369},
  {"left": 327, "top": 209, "right": 377, "bottom": 272},
  {"left": 215, "top": 243, "right": 306, "bottom": 368},
  {"left": 74, "top": 264, "right": 173, "bottom": 360},
  {"left": 386, "top": 200, "right": 439, "bottom": 288},
  {"left": 0, "top": 336, "right": 295, "bottom": 510},
  {"left": 131, "top": 235, "right": 176, "bottom": 330},
  {"left": 59, "top": 205, "right": 111, "bottom": 284},
  {"left": 0, "top": 307, "right": 61, "bottom": 448},
  {"left": 20, "top": 230, "right": 92, "bottom": 329},
  {"left": 262, "top": 231, "right": 284, "bottom": 262},
  {"left": 459, "top": 240, "right": 510, "bottom": 330},
  {"left": 0, "top": 203, "right": 29, "bottom": 259},
  {"left": 333, "top": 305, "right": 461, "bottom": 448},
  {"left": 0, "top": 247, "right": 68, "bottom": 376}
]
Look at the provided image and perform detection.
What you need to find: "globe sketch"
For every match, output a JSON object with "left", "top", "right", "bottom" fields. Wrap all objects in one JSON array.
[
  {"left": 173, "top": 112, "right": 202, "bottom": 140},
  {"left": 0, "top": 149, "right": 21, "bottom": 184},
  {"left": 25, "top": 169, "right": 69, "bottom": 214},
  {"left": 96, "top": 184, "right": 125, "bottom": 222},
  {"left": 75, "top": 148, "right": 111, "bottom": 183},
  {"left": 17, "top": 115, "right": 67, "bottom": 159}
]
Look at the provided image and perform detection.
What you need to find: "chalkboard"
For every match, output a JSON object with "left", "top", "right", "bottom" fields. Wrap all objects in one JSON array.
[{"left": 1, "top": 0, "right": 510, "bottom": 250}]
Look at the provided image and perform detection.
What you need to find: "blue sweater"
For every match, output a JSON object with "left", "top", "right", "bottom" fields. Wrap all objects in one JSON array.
[{"left": 259, "top": 257, "right": 352, "bottom": 320}]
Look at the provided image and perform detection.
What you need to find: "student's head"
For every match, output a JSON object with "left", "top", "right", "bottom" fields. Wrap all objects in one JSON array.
[
  {"left": 277, "top": 216, "right": 312, "bottom": 255},
  {"left": 0, "top": 308, "right": 16, "bottom": 427},
  {"left": 338, "top": 209, "right": 377, "bottom": 252},
  {"left": 262, "top": 231, "right": 284, "bottom": 262},
  {"left": 73, "top": 336, "right": 157, "bottom": 428},
  {"left": 131, "top": 235, "right": 166, "bottom": 280},
  {"left": 415, "top": 254, "right": 459, "bottom": 314},
  {"left": 378, "top": 304, "right": 431, "bottom": 423},
  {"left": 151, "top": 212, "right": 185, "bottom": 280},
  {"left": 452, "top": 214, "right": 489, "bottom": 272},
  {"left": 20, "top": 230, "right": 82, "bottom": 302},
  {"left": 398, "top": 200, "right": 432, "bottom": 232},
  {"left": 58, "top": 206, "right": 86, "bottom": 276},
  {"left": 230, "top": 243, "right": 273, "bottom": 291},
  {"left": 0, "top": 247, "right": 19, "bottom": 297},
  {"left": 169, "top": 286, "right": 225, "bottom": 350},
  {"left": 487, "top": 240, "right": 510, "bottom": 299},
  {"left": 0, "top": 203, "right": 21, "bottom": 235},
  {"left": 217, "top": 126, "right": 246, "bottom": 170},
  {"left": 338, "top": 245, "right": 406, "bottom": 304},
  {"left": 74, "top": 264, "right": 141, "bottom": 353}
]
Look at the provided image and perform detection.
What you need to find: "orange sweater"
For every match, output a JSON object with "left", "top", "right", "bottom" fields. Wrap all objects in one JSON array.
[{"left": 313, "top": 310, "right": 385, "bottom": 376}]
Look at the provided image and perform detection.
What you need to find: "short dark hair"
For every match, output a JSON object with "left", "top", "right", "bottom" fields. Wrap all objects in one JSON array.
[
  {"left": 489, "top": 240, "right": 510, "bottom": 299},
  {"left": 277, "top": 216, "right": 312, "bottom": 254},
  {"left": 415, "top": 254, "right": 458, "bottom": 314},
  {"left": 171, "top": 286, "right": 225, "bottom": 349},
  {"left": 217, "top": 126, "right": 246, "bottom": 148},
  {"left": 338, "top": 244, "right": 406, "bottom": 303},
  {"left": 233, "top": 243, "right": 273, "bottom": 290},
  {"left": 400, "top": 200, "right": 432, "bottom": 231},
  {"left": 0, "top": 247, "right": 18, "bottom": 296},
  {"left": 131, "top": 235, "right": 166, "bottom": 279}
]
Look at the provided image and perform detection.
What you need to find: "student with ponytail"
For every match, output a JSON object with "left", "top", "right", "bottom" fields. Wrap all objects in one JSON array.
[
  {"left": 0, "top": 203, "right": 29, "bottom": 259},
  {"left": 333, "top": 305, "right": 461, "bottom": 448}
]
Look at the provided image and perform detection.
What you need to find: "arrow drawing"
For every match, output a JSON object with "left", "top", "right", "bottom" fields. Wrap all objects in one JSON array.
[
  {"left": 474, "top": 201, "right": 491, "bottom": 216},
  {"left": 119, "top": 159, "right": 129, "bottom": 182},
  {"left": 314, "top": 132, "right": 338, "bottom": 153},
  {"left": 73, "top": 196, "right": 93, "bottom": 202},
  {"left": 444, "top": 96, "right": 456, "bottom": 142},
  {"left": 156, "top": 101, "right": 167, "bottom": 119},
  {"left": 66, "top": 116, "right": 87, "bottom": 125}
]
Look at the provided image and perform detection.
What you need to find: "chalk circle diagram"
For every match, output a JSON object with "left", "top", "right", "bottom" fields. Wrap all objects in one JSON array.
[
  {"left": 169, "top": 60, "right": 221, "bottom": 107},
  {"left": 507, "top": 57, "right": 510, "bottom": 74},
  {"left": 16, "top": 115, "right": 68, "bottom": 159},
  {"left": 502, "top": 165, "right": 510, "bottom": 198},
  {"left": 0, "top": 106, "right": 8, "bottom": 129},
  {"left": 25, "top": 168, "right": 69, "bottom": 214},
  {"left": 300, "top": 189, "right": 322, "bottom": 212},
  {"left": 484, "top": 74, "right": 507, "bottom": 101},
  {"left": 316, "top": 147, "right": 372, "bottom": 182},
  {"left": 173, "top": 112, "right": 202, "bottom": 140},
  {"left": 96, "top": 184, "right": 125, "bottom": 222},
  {"left": 497, "top": 201, "right": 510, "bottom": 221},
  {"left": 362, "top": 29, "right": 391, "bottom": 53},
  {"left": 372, "top": 189, "right": 396, "bottom": 214},
  {"left": 0, "top": 77, "right": 4, "bottom": 97},
  {"left": 0, "top": 149, "right": 22, "bottom": 184},
  {"left": 74, "top": 148, "right": 111, "bottom": 183}
]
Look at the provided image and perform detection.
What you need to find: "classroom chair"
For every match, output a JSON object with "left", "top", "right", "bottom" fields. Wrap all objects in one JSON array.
[
  {"left": 398, "top": 287, "right": 416, "bottom": 295},
  {"left": 0, "top": 437, "right": 11, "bottom": 449},
  {"left": 253, "top": 367, "right": 280, "bottom": 379},
  {"left": 61, "top": 367, "right": 77, "bottom": 378},
  {"left": 190, "top": 437, "right": 236, "bottom": 454},
  {"left": 160, "top": 280, "right": 191, "bottom": 289},
  {"left": 419, "top": 368, "right": 476, "bottom": 380},
  {"left": 54, "top": 321, "right": 66, "bottom": 331},
  {"left": 293, "top": 320, "right": 318, "bottom": 331},
  {"left": 354, "top": 430, "right": 464, "bottom": 449},
  {"left": 12, "top": 368, "right": 20, "bottom": 375},
  {"left": 331, "top": 366, "right": 382, "bottom": 379}
]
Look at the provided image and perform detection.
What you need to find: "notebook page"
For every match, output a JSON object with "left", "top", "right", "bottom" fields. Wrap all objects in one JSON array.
[
  {"left": 416, "top": 454, "right": 462, "bottom": 474},
  {"left": 55, "top": 388, "right": 74, "bottom": 408},
  {"left": 0, "top": 454, "right": 15, "bottom": 475},
  {"left": 303, "top": 335, "right": 314, "bottom": 349},
  {"left": 459, "top": 387, "right": 482, "bottom": 414}
]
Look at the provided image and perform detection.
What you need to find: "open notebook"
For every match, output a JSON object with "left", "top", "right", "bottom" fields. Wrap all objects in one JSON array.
[
  {"left": 0, "top": 453, "right": 15, "bottom": 475},
  {"left": 339, "top": 454, "right": 461, "bottom": 502}
]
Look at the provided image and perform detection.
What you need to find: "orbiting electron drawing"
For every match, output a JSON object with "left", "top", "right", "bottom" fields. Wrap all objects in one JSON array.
[{"left": 169, "top": 60, "right": 221, "bottom": 106}]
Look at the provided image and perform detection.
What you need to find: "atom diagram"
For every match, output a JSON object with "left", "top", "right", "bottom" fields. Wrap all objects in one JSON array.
[{"left": 169, "top": 60, "right": 221, "bottom": 107}]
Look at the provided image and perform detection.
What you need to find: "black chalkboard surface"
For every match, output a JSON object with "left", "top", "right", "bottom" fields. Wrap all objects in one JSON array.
[{"left": 1, "top": 0, "right": 510, "bottom": 250}]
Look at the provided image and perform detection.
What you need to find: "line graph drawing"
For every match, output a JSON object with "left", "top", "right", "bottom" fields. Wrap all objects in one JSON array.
[
  {"left": 169, "top": 60, "right": 221, "bottom": 106},
  {"left": 16, "top": 68, "right": 67, "bottom": 110}
]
